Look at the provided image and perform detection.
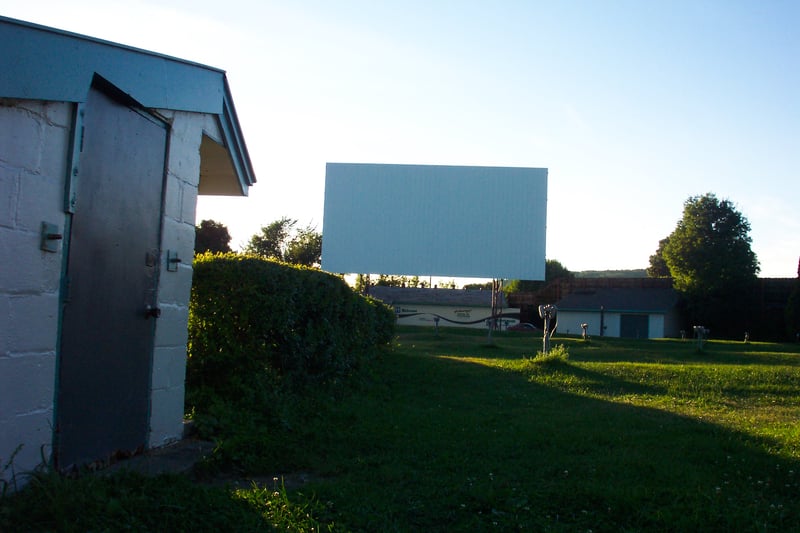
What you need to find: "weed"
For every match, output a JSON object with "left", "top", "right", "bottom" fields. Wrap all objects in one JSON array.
[
  {"left": 533, "top": 343, "right": 570, "bottom": 362},
  {"left": 0, "top": 444, "right": 23, "bottom": 499}
]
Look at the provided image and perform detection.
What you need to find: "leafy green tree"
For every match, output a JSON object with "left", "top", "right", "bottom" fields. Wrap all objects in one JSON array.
[
  {"left": 647, "top": 237, "right": 671, "bottom": 278},
  {"left": 245, "top": 217, "right": 295, "bottom": 260},
  {"left": 407, "top": 276, "right": 428, "bottom": 288},
  {"left": 195, "top": 219, "right": 232, "bottom": 254},
  {"left": 356, "top": 274, "right": 430, "bottom": 291},
  {"left": 354, "top": 274, "right": 370, "bottom": 293},
  {"left": 245, "top": 217, "right": 322, "bottom": 267},
  {"left": 662, "top": 194, "right": 759, "bottom": 294},
  {"left": 284, "top": 227, "right": 322, "bottom": 267},
  {"left": 660, "top": 193, "right": 759, "bottom": 335},
  {"left": 463, "top": 281, "right": 493, "bottom": 290},
  {"left": 381, "top": 275, "right": 428, "bottom": 288}
]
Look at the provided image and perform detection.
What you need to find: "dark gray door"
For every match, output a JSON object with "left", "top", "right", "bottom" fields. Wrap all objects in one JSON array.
[
  {"left": 56, "top": 83, "right": 167, "bottom": 468},
  {"left": 620, "top": 314, "right": 649, "bottom": 339}
]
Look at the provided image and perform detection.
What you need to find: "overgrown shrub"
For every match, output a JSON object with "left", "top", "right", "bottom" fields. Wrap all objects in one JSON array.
[{"left": 186, "top": 253, "right": 395, "bottom": 418}]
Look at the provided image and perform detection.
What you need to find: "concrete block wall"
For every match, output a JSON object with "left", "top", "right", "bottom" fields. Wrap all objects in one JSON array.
[
  {"left": 147, "top": 110, "right": 217, "bottom": 447},
  {"left": 0, "top": 100, "right": 220, "bottom": 480},
  {"left": 0, "top": 99, "right": 72, "bottom": 483}
]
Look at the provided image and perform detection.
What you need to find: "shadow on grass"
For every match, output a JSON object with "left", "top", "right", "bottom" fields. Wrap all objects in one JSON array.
[
  {"left": 0, "top": 471, "right": 276, "bottom": 532},
  {"left": 298, "top": 346, "right": 800, "bottom": 532},
  {"left": 564, "top": 336, "right": 800, "bottom": 367}
]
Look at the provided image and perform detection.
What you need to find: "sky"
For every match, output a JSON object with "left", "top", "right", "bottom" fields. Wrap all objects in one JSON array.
[{"left": 4, "top": 0, "right": 798, "bottom": 280}]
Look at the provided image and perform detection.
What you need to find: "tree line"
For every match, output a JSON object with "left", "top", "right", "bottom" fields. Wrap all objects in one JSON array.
[{"left": 194, "top": 217, "right": 322, "bottom": 267}]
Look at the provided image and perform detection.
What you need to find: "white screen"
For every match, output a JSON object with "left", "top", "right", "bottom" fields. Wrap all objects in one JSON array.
[{"left": 321, "top": 163, "right": 547, "bottom": 280}]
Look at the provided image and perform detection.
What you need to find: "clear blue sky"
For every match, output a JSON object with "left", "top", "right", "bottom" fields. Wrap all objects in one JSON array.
[{"left": 5, "top": 0, "right": 798, "bottom": 278}]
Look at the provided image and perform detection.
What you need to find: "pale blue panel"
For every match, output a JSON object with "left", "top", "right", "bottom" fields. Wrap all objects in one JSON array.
[
  {"left": 0, "top": 16, "right": 222, "bottom": 112},
  {"left": 321, "top": 163, "right": 547, "bottom": 280}
]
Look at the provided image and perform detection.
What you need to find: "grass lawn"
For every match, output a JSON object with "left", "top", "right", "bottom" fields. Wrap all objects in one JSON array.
[{"left": 4, "top": 326, "right": 800, "bottom": 531}]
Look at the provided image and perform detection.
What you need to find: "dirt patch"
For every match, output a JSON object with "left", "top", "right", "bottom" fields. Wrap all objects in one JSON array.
[{"left": 102, "top": 437, "right": 321, "bottom": 492}]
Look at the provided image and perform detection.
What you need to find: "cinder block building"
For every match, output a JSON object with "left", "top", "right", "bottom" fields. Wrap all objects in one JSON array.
[{"left": 0, "top": 16, "right": 255, "bottom": 484}]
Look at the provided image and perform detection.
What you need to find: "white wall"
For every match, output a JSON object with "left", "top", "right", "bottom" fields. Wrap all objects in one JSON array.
[
  {"left": 0, "top": 99, "right": 72, "bottom": 483},
  {"left": 557, "top": 310, "right": 671, "bottom": 339},
  {"left": 557, "top": 310, "right": 622, "bottom": 338},
  {"left": 147, "top": 110, "right": 223, "bottom": 448},
  {"left": 649, "top": 314, "right": 665, "bottom": 339},
  {"left": 393, "top": 303, "right": 520, "bottom": 330}
]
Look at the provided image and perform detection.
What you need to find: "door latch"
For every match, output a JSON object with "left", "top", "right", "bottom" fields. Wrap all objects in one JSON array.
[
  {"left": 166, "top": 250, "right": 181, "bottom": 272},
  {"left": 40, "top": 222, "right": 63, "bottom": 253},
  {"left": 145, "top": 305, "right": 161, "bottom": 319}
]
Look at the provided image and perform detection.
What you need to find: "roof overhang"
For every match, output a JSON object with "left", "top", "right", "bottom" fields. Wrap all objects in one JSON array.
[{"left": 0, "top": 16, "right": 255, "bottom": 196}]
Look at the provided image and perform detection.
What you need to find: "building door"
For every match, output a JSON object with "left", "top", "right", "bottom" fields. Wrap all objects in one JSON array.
[
  {"left": 55, "top": 82, "right": 168, "bottom": 468},
  {"left": 620, "top": 314, "right": 649, "bottom": 339}
]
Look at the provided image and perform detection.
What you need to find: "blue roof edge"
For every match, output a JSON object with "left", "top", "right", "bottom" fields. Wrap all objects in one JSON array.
[
  {"left": 221, "top": 79, "right": 257, "bottom": 193},
  {"left": 0, "top": 15, "right": 256, "bottom": 192}
]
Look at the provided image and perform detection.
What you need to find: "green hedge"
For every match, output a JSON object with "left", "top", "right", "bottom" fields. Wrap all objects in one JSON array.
[{"left": 186, "top": 253, "right": 395, "bottom": 413}]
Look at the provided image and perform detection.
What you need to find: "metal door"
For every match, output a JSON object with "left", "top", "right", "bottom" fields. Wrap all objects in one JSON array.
[
  {"left": 620, "top": 314, "right": 650, "bottom": 339},
  {"left": 56, "top": 83, "right": 167, "bottom": 468}
]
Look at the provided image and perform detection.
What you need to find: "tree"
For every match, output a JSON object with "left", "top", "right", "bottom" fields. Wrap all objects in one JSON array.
[
  {"left": 355, "top": 274, "right": 430, "bottom": 292},
  {"left": 195, "top": 219, "right": 232, "bottom": 254},
  {"left": 647, "top": 237, "right": 671, "bottom": 278},
  {"left": 245, "top": 217, "right": 295, "bottom": 260},
  {"left": 659, "top": 193, "right": 759, "bottom": 335},
  {"left": 463, "top": 281, "right": 493, "bottom": 290},
  {"left": 284, "top": 227, "right": 322, "bottom": 267},
  {"left": 504, "top": 259, "right": 573, "bottom": 294},
  {"left": 662, "top": 194, "right": 759, "bottom": 295},
  {"left": 406, "top": 276, "right": 428, "bottom": 288},
  {"left": 244, "top": 217, "right": 322, "bottom": 267}
]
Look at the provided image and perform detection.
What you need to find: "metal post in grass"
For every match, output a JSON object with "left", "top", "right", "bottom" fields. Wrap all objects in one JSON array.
[
  {"left": 694, "top": 325, "right": 708, "bottom": 351},
  {"left": 600, "top": 305, "right": 605, "bottom": 337},
  {"left": 434, "top": 316, "right": 440, "bottom": 337},
  {"left": 539, "top": 304, "right": 557, "bottom": 353}
]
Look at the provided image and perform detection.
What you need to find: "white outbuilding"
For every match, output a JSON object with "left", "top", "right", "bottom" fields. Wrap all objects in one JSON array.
[
  {"left": 1, "top": 16, "right": 255, "bottom": 484},
  {"left": 555, "top": 287, "right": 681, "bottom": 339}
]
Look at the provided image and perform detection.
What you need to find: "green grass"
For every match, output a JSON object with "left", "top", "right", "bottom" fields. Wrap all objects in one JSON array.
[
  {"left": 3, "top": 327, "right": 800, "bottom": 531},
  {"left": 0, "top": 470, "right": 326, "bottom": 532}
]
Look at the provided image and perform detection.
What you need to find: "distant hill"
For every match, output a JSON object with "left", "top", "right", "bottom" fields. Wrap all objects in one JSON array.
[{"left": 575, "top": 269, "right": 648, "bottom": 278}]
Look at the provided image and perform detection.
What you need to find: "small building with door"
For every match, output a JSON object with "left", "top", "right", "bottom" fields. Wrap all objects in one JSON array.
[
  {"left": 554, "top": 287, "right": 681, "bottom": 339},
  {"left": 0, "top": 17, "right": 255, "bottom": 484},
  {"left": 368, "top": 286, "right": 520, "bottom": 329}
]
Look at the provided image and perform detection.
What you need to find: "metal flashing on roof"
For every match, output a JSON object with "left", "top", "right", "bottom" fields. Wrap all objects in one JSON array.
[{"left": 0, "top": 15, "right": 255, "bottom": 195}]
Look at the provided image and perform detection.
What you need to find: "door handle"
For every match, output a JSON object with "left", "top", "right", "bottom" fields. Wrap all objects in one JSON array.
[{"left": 145, "top": 305, "right": 161, "bottom": 319}]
